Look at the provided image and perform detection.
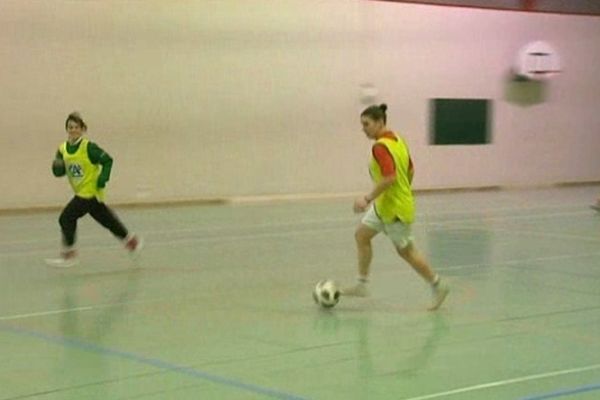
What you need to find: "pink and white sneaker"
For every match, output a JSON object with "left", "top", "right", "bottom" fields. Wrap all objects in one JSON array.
[
  {"left": 124, "top": 234, "right": 144, "bottom": 257},
  {"left": 429, "top": 280, "right": 450, "bottom": 311},
  {"left": 45, "top": 249, "right": 78, "bottom": 268},
  {"left": 341, "top": 282, "right": 369, "bottom": 297}
]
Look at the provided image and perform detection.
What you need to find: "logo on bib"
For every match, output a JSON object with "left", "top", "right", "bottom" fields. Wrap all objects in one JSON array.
[{"left": 68, "top": 164, "right": 84, "bottom": 178}]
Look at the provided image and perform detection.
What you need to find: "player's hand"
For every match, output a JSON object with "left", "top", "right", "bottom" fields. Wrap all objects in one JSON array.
[{"left": 353, "top": 196, "right": 370, "bottom": 214}]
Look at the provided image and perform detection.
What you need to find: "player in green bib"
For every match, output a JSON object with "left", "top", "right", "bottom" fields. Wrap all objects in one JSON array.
[
  {"left": 45, "top": 112, "right": 143, "bottom": 267},
  {"left": 342, "top": 104, "right": 449, "bottom": 310}
]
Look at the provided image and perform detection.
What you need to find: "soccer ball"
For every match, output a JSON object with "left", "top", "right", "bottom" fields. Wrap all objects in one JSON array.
[{"left": 312, "top": 280, "right": 341, "bottom": 308}]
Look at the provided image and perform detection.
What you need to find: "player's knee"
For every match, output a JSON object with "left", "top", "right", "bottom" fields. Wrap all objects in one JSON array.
[
  {"left": 396, "top": 242, "right": 414, "bottom": 258},
  {"left": 355, "top": 229, "right": 371, "bottom": 246},
  {"left": 59, "top": 213, "right": 72, "bottom": 228}
]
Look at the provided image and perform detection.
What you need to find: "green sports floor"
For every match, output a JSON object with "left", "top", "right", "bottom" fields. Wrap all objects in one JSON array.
[{"left": 1, "top": 186, "right": 600, "bottom": 400}]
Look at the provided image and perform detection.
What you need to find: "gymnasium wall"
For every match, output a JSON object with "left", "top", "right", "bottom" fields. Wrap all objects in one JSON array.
[{"left": 1, "top": 0, "right": 599, "bottom": 209}]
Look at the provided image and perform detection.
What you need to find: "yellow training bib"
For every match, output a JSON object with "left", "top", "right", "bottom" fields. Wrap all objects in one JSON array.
[
  {"left": 59, "top": 138, "right": 104, "bottom": 201},
  {"left": 368, "top": 134, "right": 415, "bottom": 224}
]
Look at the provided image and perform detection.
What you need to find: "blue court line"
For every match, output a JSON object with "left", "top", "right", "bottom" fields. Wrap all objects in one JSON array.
[
  {"left": 0, "top": 323, "right": 308, "bottom": 400},
  {"left": 519, "top": 382, "right": 600, "bottom": 400}
]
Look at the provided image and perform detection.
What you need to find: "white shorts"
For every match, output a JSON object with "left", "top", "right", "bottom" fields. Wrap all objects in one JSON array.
[{"left": 361, "top": 205, "right": 413, "bottom": 249}]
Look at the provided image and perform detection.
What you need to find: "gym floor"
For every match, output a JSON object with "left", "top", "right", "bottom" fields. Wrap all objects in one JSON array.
[{"left": 1, "top": 185, "right": 599, "bottom": 399}]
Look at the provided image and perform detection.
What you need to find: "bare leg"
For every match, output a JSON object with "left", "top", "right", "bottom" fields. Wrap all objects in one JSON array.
[
  {"left": 356, "top": 223, "right": 378, "bottom": 279},
  {"left": 396, "top": 242, "right": 436, "bottom": 283},
  {"left": 397, "top": 242, "right": 449, "bottom": 310},
  {"left": 342, "top": 224, "right": 378, "bottom": 296}
]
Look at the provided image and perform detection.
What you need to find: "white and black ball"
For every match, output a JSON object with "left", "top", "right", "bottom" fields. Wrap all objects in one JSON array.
[{"left": 312, "top": 280, "right": 341, "bottom": 308}]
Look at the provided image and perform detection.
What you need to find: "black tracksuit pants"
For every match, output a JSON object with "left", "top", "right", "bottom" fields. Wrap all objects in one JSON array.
[{"left": 59, "top": 196, "right": 128, "bottom": 247}]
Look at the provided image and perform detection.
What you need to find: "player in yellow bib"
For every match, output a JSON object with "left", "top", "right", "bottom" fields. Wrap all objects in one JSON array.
[
  {"left": 342, "top": 104, "right": 449, "bottom": 311},
  {"left": 45, "top": 112, "right": 143, "bottom": 267}
]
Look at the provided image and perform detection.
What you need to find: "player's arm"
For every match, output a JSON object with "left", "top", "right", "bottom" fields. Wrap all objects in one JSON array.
[
  {"left": 365, "top": 176, "right": 395, "bottom": 203},
  {"left": 408, "top": 156, "right": 414, "bottom": 184},
  {"left": 365, "top": 144, "right": 396, "bottom": 202},
  {"left": 88, "top": 142, "right": 113, "bottom": 189},
  {"left": 353, "top": 144, "right": 395, "bottom": 213},
  {"left": 52, "top": 150, "right": 66, "bottom": 177}
]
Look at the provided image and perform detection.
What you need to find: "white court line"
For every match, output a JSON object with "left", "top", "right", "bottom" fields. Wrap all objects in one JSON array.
[
  {"left": 0, "top": 226, "right": 350, "bottom": 257},
  {"left": 3, "top": 250, "right": 600, "bottom": 323},
  {"left": 0, "top": 209, "right": 591, "bottom": 248},
  {"left": 440, "top": 250, "right": 600, "bottom": 272},
  {"left": 3, "top": 214, "right": 600, "bottom": 258},
  {"left": 402, "top": 363, "right": 600, "bottom": 400},
  {"left": 437, "top": 225, "right": 600, "bottom": 244},
  {"left": 0, "top": 216, "right": 357, "bottom": 246},
  {"left": 0, "top": 296, "right": 175, "bottom": 322},
  {"left": 424, "top": 210, "right": 590, "bottom": 225},
  {"left": 1, "top": 200, "right": 593, "bottom": 247},
  {"left": 0, "top": 306, "right": 96, "bottom": 321},
  {"left": 494, "top": 227, "right": 600, "bottom": 243}
]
